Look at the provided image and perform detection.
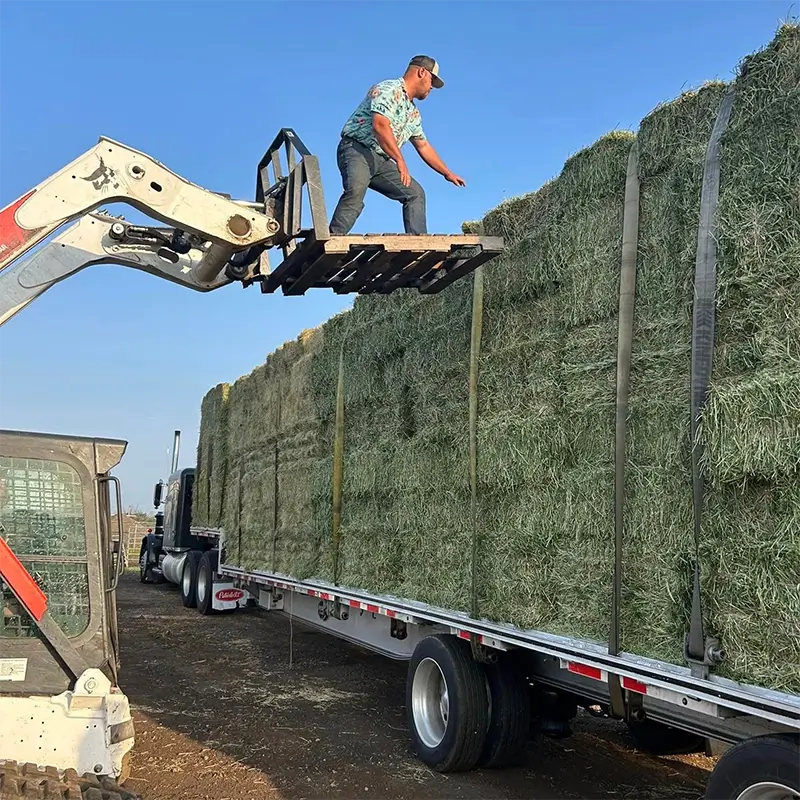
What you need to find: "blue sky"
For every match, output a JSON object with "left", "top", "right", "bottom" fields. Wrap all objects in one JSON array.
[{"left": 0, "top": 0, "right": 792, "bottom": 512}]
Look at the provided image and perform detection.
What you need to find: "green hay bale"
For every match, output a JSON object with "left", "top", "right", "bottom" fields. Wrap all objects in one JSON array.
[
  {"left": 236, "top": 447, "right": 276, "bottom": 573},
  {"left": 637, "top": 82, "right": 728, "bottom": 178},
  {"left": 551, "top": 131, "right": 635, "bottom": 206},
  {"left": 394, "top": 488, "right": 473, "bottom": 614},
  {"left": 547, "top": 200, "right": 626, "bottom": 328},
  {"left": 700, "top": 369, "right": 800, "bottom": 486},
  {"left": 193, "top": 382, "right": 230, "bottom": 528},
  {"left": 704, "top": 479, "right": 800, "bottom": 692},
  {"left": 478, "top": 311, "right": 566, "bottom": 491},
  {"left": 481, "top": 203, "right": 558, "bottom": 306},
  {"left": 479, "top": 466, "right": 614, "bottom": 642},
  {"left": 336, "top": 493, "right": 405, "bottom": 595},
  {"left": 636, "top": 84, "right": 727, "bottom": 321},
  {"left": 481, "top": 184, "right": 555, "bottom": 245},
  {"left": 561, "top": 322, "right": 617, "bottom": 467},
  {"left": 220, "top": 327, "right": 332, "bottom": 579},
  {"left": 618, "top": 466, "right": 693, "bottom": 663},
  {"left": 716, "top": 23, "right": 800, "bottom": 374}
]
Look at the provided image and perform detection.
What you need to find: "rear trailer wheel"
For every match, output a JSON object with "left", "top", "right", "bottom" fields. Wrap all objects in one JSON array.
[
  {"left": 705, "top": 734, "right": 800, "bottom": 800},
  {"left": 406, "top": 635, "right": 489, "bottom": 773},
  {"left": 478, "top": 655, "right": 531, "bottom": 768},
  {"left": 180, "top": 551, "right": 202, "bottom": 608}
]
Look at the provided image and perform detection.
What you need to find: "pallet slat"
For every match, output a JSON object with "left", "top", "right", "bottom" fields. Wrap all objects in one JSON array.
[
  {"left": 335, "top": 249, "right": 407, "bottom": 294},
  {"left": 365, "top": 250, "right": 445, "bottom": 294}
]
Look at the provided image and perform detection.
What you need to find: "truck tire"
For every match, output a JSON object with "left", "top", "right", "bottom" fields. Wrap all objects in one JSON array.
[
  {"left": 180, "top": 550, "right": 202, "bottom": 608},
  {"left": 406, "top": 635, "right": 489, "bottom": 773},
  {"left": 478, "top": 655, "right": 531, "bottom": 768},
  {"left": 704, "top": 734, "right": 800, "bottom": 800},
  {"left": 138, "top": 543, "right": 149, "bottom": 584},
  {"left": 626, "top": 718, "right": 706, "bottom": 756},
  {"left": 196, "top": 550, "right": 219, "bottom": 616}
]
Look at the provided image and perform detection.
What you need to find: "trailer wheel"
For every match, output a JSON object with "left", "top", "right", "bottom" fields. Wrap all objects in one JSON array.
[
  {"left": 406, "top": 635, "right": 489, "bottom": 773},
  {"left": 626, "top": 718, "right": 706, "bottom": 755},
  {"left": 180, "top": 550, "right": 202, "bottom": 608},
  {"left": 704, "top": 734, "right": 799, "bottom": 800},
  {"left": 478, "top": 655, "right": 531, "bottom": 768}
]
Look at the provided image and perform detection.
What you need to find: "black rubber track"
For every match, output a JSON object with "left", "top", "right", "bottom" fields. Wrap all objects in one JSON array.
[{"left": 0, "top": 760, "right": 142, "bottom": 800}]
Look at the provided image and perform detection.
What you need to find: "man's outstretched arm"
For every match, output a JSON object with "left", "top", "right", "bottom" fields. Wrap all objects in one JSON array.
[{"left": 411, "top": 138, "right": 466, "bottom": 186}]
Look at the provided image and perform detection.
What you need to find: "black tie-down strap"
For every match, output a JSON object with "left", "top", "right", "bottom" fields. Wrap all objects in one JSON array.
[
  {"left": 608, "top": 140, "right": 641, "bottom": 719},
  {"left": 685, "top": 85, "right": 736, "bottom": 677}
]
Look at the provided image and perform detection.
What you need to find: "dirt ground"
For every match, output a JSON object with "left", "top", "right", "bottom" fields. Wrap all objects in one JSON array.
[{"left": 117, "top": 572, "right": 716, "bottom": 800}]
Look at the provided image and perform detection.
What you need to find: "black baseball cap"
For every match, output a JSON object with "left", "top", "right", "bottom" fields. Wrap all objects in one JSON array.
[{"left": 408, "top": 55, "right": 444, "bottom": 88}]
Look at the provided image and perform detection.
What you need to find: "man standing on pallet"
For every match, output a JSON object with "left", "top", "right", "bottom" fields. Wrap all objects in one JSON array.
[{"left": 329, "top": 55, "right": 466, "bottom": 236}]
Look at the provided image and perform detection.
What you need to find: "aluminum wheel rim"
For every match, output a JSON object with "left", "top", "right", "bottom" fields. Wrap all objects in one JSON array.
[
  {"left": 736, "top": 783, "right": 800, "bottom": 800},
  {"left": 182, "top": 564, "right": 192, "bottom": 595},
  {"left": 197, "top": 566, "right": 208, "bottom": 604},
  {"left": 412, "top": 658, "right": 449, "bottom": 749}
]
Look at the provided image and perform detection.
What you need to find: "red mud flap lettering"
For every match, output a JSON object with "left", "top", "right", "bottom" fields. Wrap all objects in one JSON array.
[{"left": 212, "top": 584, "right": 245, "bottom": 610}]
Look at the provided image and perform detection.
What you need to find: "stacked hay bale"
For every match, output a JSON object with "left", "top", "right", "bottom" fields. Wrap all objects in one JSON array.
[
  {"left": 198, "top": 328, "right": 334, "bottom": 580},
  {"left": 193, "top": 24, "right": 800, "bottom": 693},
  {"left": 617, "top": 81, "right": 729, "bottom": 666},
  {"left": 475, "top": 131, "right": 635, "bottom": 641},
  {"left": 192, "top": 382, "right": 230, "bottom": 528},
  {"left": 698, "top": 24, "right": 800, "bottom": 690}
]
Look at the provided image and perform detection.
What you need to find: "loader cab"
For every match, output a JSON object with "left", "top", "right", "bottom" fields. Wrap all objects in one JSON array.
[
  {"left": 0, "top": 429, "right": 126, "bottom": 695},
  {"left": 160, "top": 467, "right": 204, "bottom": 552}
]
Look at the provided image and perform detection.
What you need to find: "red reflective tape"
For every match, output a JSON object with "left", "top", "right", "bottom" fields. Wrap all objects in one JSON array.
[
  {"left": 348, "top": 599, "right": 359, "bottom": 608},
  {"left": 365, "top": 604, "right": 379, "bottom": 614},
  {"left": 386, "top": 609, "right": 396, "bottom": 618},
  {"left": 0, "top": 537, "right": 47, "bottom": 621},
  {"left": 320, "top": 592, "right": 333, "bottom": 601},
  {"left": 457, "top": 630, "right": 471, "bottom": 640},
  {"left": 0, "top": 191, "right": 44, "bottom": 265},
  {"left": 622, "top": 677, "right": 648, "bottom": 695},
  {"left": 568, "top": 662, "right": 603, "bottom": 681}
]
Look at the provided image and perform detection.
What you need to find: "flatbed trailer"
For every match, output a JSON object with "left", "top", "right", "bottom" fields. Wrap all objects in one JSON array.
[{"left": 139, "top": 465, "right": 800, "bottom": 800}]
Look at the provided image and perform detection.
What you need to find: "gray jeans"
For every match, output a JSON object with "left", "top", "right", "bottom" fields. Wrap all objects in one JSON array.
[{"left": 329, "top": 137, "right": 427, "bottom": 235}]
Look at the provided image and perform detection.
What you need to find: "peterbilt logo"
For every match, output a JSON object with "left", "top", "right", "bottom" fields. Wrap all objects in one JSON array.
[{"left": 215, "top": 588, "right": 244, "bottom": 602}]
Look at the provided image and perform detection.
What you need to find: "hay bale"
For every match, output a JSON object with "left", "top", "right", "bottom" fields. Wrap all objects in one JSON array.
[
  {"left": 192, "top": 382, "right": 230, "bottom": 528},
  {"left": 701, "top": 369, "right": 800, "bottom": 485},
  {"left": 703, "top": 479, "right": 800, "bottom": 692},
  {"left": 635, "top": 83, "right": 728, "bottom": 321}
]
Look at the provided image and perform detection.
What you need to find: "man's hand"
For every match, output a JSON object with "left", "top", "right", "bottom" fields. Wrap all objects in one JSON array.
[
  {"left": 398, "top": 160, "right": 412, "bottom": 187},
  {"left": 412, "top": 139, "right": 465, "bottom": 187}
]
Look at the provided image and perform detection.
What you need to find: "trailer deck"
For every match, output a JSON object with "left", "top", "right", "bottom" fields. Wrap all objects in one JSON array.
[{"left": 189, "top": 526, "right": 800, "bottom": 748}]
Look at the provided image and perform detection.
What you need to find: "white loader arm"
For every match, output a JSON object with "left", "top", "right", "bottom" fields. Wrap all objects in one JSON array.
[
  {"left": 0, "top": 212, "right": 231, "bottom": 328},
  {"left": 0, "top": 135, "right": 281, "bottom": 278}
]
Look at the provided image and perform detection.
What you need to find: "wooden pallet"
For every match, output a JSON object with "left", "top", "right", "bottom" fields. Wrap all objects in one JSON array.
[{"left": 260, "top": 233, "right": 504, "bottom": 296}]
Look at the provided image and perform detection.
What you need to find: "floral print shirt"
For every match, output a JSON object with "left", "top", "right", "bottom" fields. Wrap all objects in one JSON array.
[{"left": 341, "top": 78, "right": 427, "bottom": 155}]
